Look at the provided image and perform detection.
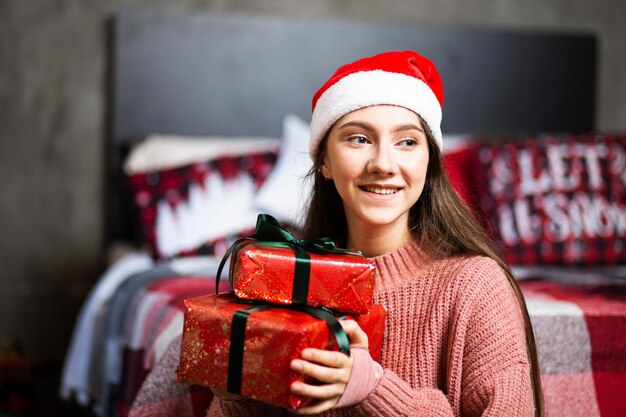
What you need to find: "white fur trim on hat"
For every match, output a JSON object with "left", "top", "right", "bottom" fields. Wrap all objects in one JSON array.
[{"left": 309, "top": 70, "right": 443, "bottom": 158}]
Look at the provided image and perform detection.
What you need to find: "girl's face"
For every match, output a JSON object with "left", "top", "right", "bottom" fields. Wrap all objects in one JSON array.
[{"left": 321, "top": 105, "right": 430, "bottom": 236}]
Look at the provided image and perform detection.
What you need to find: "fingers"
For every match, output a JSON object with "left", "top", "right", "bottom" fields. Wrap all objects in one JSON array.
[
  {"left": 292, "top": 398, "right": 339, "bottom": 415},
  {"left": 340, "top": 319, "right": 369, "bottom": 349},
  {"left": 304, "top": 347, "right": 350, "bottom": 368},
  {"left": 290, "top": 375, "right": 343, "bottom": 415},
  {"left": 287, "top": 343, "right": 358, "bottom": 414},
  {"left": 289, "top": 348, "right": 352, "bottom": 405},
  {"left": 290, "top": 379, "right": 343, "bottom": 399},
  {"left": 290, "top": 349, "right": 352, "bottom": 384}
]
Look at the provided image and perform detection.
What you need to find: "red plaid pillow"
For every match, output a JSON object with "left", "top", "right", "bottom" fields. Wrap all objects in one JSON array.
[
  {"left": 127, "top": 151, "right": 277, "bottom": 260},
  {"left": 442, "top": 137, "right": 483, "bottom": 213},
  {"left": 472, "top": 132, "right": 626, "bottom": 266}
]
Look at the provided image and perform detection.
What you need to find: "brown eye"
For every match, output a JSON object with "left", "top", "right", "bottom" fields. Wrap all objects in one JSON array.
[
  {"left": 349, "top": 135, "right": 369, "bottom": 145},
  {"left": 398, "top": 138, "right": 418, "bottom": 148}
]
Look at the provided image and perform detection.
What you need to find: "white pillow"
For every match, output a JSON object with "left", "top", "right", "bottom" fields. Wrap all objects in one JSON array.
[
  {"left": 255, "top": 114, "right": 313, "bottom": 227},
  {"left": 124, "top": 134, "right": 280, "bottom": 174}
]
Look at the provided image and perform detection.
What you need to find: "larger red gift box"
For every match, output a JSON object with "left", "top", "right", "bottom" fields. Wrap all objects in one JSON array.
[
  {"left": 176, "top": 293, "right": 386, "bottom": 409},
  {"left": 229, "top": 240, "right": 376, "bottom": 315}
]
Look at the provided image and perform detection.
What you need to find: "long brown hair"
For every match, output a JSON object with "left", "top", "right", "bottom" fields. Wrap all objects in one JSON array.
[{"left": 302, "top": 126, "right": 544, "bottom": 416}]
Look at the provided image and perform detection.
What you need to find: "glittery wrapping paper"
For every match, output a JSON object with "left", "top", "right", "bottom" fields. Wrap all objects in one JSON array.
[
  {"left": 176, "top": 293, "right": 386, "bottom": 409},
  {"left": 351, "top": 303, "right": 386, "bottom": 363},
  {"left": 230, "top": 243, "right": 376, "bottom": 314}
]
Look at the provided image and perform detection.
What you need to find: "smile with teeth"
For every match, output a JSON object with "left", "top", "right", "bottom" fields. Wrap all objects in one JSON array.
[{"left": 361, "top": 185, "right": 401, "bottom": 195}]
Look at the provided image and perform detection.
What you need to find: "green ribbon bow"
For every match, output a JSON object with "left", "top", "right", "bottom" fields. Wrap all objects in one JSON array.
[
  {"left": 216, "top": 213, "right": 360, "bottom": 305},
  {"left": 227, "top": 302, "right": 351, "bottom": 394}
]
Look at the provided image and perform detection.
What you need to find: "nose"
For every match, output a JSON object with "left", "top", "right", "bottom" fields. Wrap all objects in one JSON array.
[{"left": 367, "top": 143, "right": 396, "bottom": 175}]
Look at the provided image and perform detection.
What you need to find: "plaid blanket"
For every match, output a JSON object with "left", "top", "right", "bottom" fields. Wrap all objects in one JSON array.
[
  {"left": 521, "top": 278, "right": 626, "bottom": 417},
  {"left": 71, "top": 264, "right": 626, "bottom": 417},
  {"left": 116, "top": 275, "right": 231, "bottom": 416}
]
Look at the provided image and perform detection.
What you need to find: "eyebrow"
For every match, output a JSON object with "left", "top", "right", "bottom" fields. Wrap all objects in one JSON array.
[
  {"left": 393, "top": 124, "right": 425, "bottom": 134},
  {"left": 337, "top": 121, "right": 424, "bottom": 134}
]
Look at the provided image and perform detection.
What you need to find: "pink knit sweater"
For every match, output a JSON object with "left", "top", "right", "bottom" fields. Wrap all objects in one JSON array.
[{"left": 209, "top": 240, "right": 535, "bottom": 417}]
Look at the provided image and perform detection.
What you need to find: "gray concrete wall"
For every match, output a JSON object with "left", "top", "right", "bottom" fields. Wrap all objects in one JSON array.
[{"left": 0, "top": 0, "right": 625, "bottom": 365}]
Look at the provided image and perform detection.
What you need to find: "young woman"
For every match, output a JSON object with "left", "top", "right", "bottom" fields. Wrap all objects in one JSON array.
[
  {"left": 131, "top": 50, "right": 543, "bottom": 417},
  {"left": 210, "top": 50, "right": 543, "bottom": 416}
]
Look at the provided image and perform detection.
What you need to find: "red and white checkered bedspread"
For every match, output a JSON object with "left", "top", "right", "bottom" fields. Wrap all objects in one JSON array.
[
  {"left": 521, "top": 279, "right": 626, "bottom": 417},
  {"left": 115, "top": 274, "right": 626, "bottom": 417}
]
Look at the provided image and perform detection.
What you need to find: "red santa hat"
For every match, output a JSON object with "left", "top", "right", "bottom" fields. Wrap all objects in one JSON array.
[{"left": 309, "top": 50, "right": 444, "bottom": 158}]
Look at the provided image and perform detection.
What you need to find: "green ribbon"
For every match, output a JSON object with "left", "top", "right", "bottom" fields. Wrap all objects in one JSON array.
[
  {"left": 227, "top": 302, "right": 351, "bottom": 395},
  {"left": 216, "top": 214, "right": 360, "bottom": 305},
  {"left": 227, "top": 303, "right": 274, "bottom": 394}
]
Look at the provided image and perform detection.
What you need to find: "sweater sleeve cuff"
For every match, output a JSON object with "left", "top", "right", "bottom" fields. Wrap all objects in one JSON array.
[
  {"left": 356, "top": 369, "right": 454, "bottom": 416},
  {"left": 336, "top": 348, "right": 383, "bottom": 408}
]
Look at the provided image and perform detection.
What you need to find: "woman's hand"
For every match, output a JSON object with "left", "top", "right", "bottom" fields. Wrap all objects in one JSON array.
[
  {"left": 289, "top": 319, "right": 369, "bottom": 415},
  {"left": 339, "top": 319, "right": 369, "bottom": 349}
]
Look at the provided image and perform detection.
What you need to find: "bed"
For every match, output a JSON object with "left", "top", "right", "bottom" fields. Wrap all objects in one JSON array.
[{"left": 61, "top": 9, "right": 626, "bottom": 417}]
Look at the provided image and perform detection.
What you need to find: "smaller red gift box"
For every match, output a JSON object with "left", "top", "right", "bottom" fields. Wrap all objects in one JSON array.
[
  {"left": 216, "top": 214, "right": 377, "bottom": 315},
  {"left": 176, "top": 293, "right": 386, "bottom": 409},
  {"left": 228, "top": 240, "right": 376, "bottom": 315}
]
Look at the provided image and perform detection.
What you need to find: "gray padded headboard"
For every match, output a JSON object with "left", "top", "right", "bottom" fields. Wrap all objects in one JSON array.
[{"left": 108, "top": 10, "right": 597, "bottom": 241}]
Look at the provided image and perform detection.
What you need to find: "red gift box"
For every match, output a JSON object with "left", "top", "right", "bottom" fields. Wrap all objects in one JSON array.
[
  {"left": 176, "top": 293, "right": 386, "bottom": 409},
  {"left": 351, "top": 304, "right": 386, "bottom": 363},
  {"left": 228, "top": 240, "right": 376, "bottom": 315}
]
